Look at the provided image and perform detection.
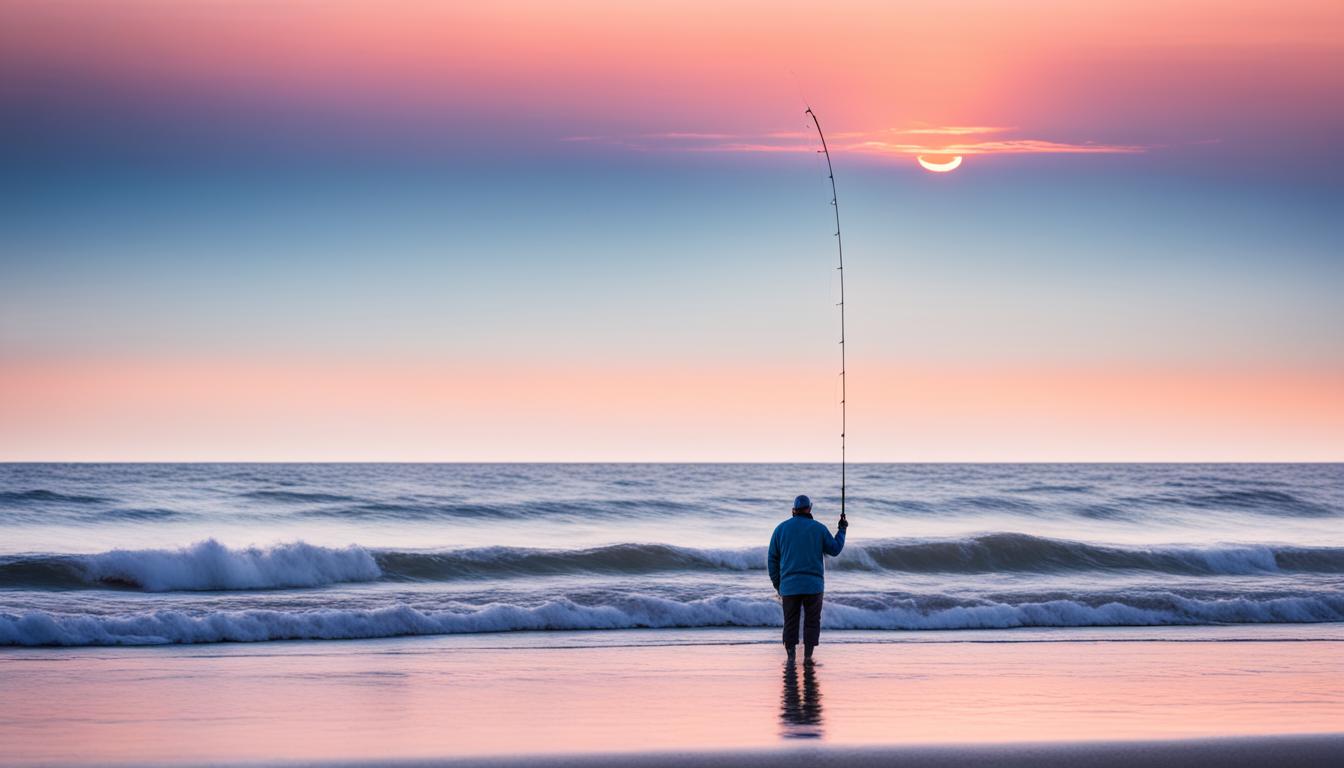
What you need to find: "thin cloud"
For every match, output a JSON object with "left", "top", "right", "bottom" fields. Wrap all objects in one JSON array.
[
  {"left": 851, "top": 138, "right": 1145, "bottom": 156},
  {"left": 894, "top": 125, "right": 1011, "bottom": 136},
  {"left": 566, "top": 126, "right": 1145, "bottom": 158},
  {"left": 643, "top": 131, "right": 739, "bottom": 140}
]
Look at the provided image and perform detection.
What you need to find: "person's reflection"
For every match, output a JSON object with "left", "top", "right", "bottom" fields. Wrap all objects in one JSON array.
[{"left": 779, "top": 660, "right": 824, "bottom": 739}]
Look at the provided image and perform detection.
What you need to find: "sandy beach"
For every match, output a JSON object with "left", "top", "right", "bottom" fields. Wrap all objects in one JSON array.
[{"left": 3, "top": 626, "right": 1341, "bottom": 766}]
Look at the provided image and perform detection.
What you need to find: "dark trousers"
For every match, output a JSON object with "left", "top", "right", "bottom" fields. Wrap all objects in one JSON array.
[{"left": 781, "top": 592, "right": 823, "bottom": 647}]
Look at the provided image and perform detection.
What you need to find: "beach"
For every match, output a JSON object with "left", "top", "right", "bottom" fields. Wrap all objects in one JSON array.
[
  {"left": 3, "top": 626, "right": 1342, "bottom": 765},
  {"left": 2, "top": 463, "right": 1342, "bottom": 764}
]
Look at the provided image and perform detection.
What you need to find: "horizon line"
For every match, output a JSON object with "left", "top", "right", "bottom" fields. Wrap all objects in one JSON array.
[{"left": 2, "top": 460, "right": 1340, "bottom": 466}]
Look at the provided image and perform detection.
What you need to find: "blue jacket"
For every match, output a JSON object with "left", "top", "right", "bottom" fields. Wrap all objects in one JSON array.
[{"left": 768, "top": 513, "right": 845, "bottom": 596}]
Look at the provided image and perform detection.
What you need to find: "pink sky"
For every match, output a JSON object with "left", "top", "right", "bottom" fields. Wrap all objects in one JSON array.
[
  {"left": 4, "top": 359, "right": 1339, "bottom": 461},
  {"left": 2, "top": 0, "right": 1341, "bottom": 460},
  {"left": 4, "top": 1, "right": 1340, "bottom": 143}
]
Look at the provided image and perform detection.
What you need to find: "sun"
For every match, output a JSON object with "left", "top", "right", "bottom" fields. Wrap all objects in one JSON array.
[{"left": 916, "top": 155, "right": 963, "bottom": 173}]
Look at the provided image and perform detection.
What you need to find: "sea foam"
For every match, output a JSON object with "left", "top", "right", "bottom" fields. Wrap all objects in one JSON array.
[{"left": 4, "top": 592, "right": 1342, "bottom": 646}]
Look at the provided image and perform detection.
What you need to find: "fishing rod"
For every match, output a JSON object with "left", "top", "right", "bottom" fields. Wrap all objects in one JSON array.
[{"left": 805, "top": 107, "right": 846, "bottom": 525}]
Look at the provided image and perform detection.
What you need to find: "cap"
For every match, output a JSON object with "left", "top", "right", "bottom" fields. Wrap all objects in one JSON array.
[{"left": 792, "top": 494, "right": 812, "bottom": 511}]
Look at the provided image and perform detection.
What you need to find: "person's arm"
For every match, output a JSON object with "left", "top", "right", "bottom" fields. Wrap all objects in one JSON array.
[
  {"left": 822, "top": 522, "right": 845, "bottom": 556},
  {"left": 768, "top": 528, "right": 782, "bottom": 592}
]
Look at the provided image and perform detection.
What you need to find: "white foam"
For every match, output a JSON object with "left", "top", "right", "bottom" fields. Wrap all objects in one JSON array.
[
  {"left": 3, "top": 592, "right": 1340, "bottom": 646},
  {"left": 79, "top": 539, "right": 381, "bottom": 591}
]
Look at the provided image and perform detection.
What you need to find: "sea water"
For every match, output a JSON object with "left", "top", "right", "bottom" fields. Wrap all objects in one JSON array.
[{"left": 1, "top": 463, "right": 1341, "bottom": 645}]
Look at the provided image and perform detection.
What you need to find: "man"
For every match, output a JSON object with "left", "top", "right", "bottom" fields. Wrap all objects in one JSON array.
[{"left": 768, "top": 494, "right": 847, "bottom": 663}]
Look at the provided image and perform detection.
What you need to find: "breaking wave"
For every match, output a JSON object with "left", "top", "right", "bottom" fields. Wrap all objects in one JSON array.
[
  {"left": 4, "top": 591, "right": 1342, "bottom": 646},
  {"left": 0, "top": 540, "right": 380, "bottom": 591},
  {"left": 378, "top": 536, "right": 1344, "bottom": 578},
  {"left": 2, "top": 535, "right": 1343, "bottom": 592},
  {"left": 837, "top": 534, "right": 1344, "bottom": 575}
]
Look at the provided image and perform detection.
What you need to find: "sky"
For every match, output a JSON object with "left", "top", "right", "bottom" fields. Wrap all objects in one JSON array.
[{"left": 1, "top": 0, "right": 1341, "bottom": 461}]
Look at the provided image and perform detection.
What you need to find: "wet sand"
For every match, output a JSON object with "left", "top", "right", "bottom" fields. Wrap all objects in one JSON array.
[
  {"left": 356, "top": 735, "right": 1344, "bottom": 767},
  {"left": 2, "top": 626, "right": 1341, "bottom": 765}
]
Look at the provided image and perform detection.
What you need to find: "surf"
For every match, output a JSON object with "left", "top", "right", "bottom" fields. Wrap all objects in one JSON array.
[
  {"left": 4, "top": 535, "right": 1344, "bottom": 591},
  {"left": 5, "top": 591, "right": 1343, "bottom": 646},
  {"left": 0, "top": 540, "right": 381, "bottom": 591}
]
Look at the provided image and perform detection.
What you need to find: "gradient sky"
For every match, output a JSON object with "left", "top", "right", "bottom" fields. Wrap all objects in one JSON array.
[{"left": 2, "top": 0, "right": 1341, "bottom": 460}]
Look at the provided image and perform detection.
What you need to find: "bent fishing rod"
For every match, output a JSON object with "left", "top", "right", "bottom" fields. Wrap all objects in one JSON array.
[{"left": 805, "top": 107, "right": 847, "bottom": 525}]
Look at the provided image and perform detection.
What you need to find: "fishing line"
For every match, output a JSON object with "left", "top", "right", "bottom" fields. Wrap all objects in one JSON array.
[{"left": 804, "top": 107, "right": 847, "bottom": 523}]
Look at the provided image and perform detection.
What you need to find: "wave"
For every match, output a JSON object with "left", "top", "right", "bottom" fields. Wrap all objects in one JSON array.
[
  {"left": 6, "top": 487, "right": 1335, "bottom": 523},
  {"left": 378, "top": 536, "right": 1344, "bottom": 578},
  {"left": 0, "top": 540, "right": 381, "bottom": 591},
  {"left": 1143, "top": 488, "right": 1336, "bottom": 517},
  {"left": 838, "top": 534, "right": 1344, "bottom": 575},
  {"left": 1004, "top": 484, "right": 1093, "bottom": 494},
  {"left": 950, "top": 495, "right": 1041, "bottom": 512},
  {"left": 3, "top": 535, "right": 1343, "bottom": 591},
  {"left": 239, "top": 490, "right": 359, "bottom": 504},
  {"left": 375, "top": 543, "right": 763, "bottom": 580},
  {"left": 4, "top": 591, "right": 1342, "bottom": 646},
  {"left": 296, "top": 498, "right": 703, "bottom": 520},
  {"left": 0, "top": 489, "right": 107, "bottom": 505},
  {"left": 106, "top": 507, "right": 184, "bottom": 520}
]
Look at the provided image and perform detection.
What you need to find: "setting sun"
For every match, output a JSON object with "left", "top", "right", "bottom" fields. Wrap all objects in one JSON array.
[{"left": 917, "top": 155, "right": 964, "bottom": 173}]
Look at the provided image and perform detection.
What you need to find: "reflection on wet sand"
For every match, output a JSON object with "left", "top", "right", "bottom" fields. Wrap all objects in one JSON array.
[
  {"left": 779, "top": 661, "right": 823, "bottom": 739},
  {"left": 4, "top": 634, "right": 1341, "bottom": 763}
]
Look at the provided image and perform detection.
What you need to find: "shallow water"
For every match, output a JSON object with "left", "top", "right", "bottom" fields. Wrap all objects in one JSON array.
[
  {"left": 2, "top": 628, "right": 1341, "bottom": 763},
  {"left": 1, "top": 463, "right": 1341, "bottom": 645}
]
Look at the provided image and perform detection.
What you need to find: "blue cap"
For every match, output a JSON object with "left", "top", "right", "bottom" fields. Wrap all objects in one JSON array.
[{"left": 792, "top": 494, "right": 812, "bottom": 511}]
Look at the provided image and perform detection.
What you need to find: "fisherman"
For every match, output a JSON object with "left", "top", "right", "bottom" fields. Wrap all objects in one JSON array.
[{"left": 768, "top": 494, "right": 847, "bottom": 663}]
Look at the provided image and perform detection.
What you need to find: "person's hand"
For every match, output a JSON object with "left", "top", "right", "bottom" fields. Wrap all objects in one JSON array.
[{"left": 838, "top": 513, "right": 848, "bottom": 530}]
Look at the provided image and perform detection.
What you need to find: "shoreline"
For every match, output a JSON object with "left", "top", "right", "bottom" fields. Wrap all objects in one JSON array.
[
  {"left": 6, "top": 618, "right": 1344, "bottom": 651},
  {"left": 3, "top": 629, "right": 1340, "bottom": 765}
]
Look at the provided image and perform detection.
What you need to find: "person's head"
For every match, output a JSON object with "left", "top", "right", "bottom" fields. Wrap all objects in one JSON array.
[{"left": 792, "top": 494, "right": 812, "bottom": 515}]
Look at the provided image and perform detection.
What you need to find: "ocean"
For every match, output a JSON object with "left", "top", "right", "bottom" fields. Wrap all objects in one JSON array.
[{"left": 1, "top": 463, "right": 1341, "bottom": 646}]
